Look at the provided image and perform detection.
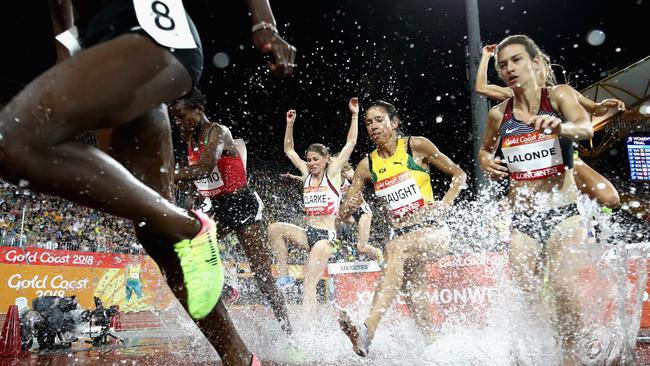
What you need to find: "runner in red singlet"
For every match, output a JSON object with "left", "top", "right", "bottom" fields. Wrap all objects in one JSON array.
[{"left": 171, "top": 88, "right": 292, "bottom": 334}]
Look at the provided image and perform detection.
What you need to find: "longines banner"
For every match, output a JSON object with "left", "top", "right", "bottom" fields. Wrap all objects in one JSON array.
[{"left": 0, "top": 246, "right": 173, "bottom": 313}]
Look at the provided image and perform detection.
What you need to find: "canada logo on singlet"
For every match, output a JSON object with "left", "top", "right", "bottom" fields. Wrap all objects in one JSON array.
[
  {"left": 501, "top": 132, "right": 565, "bottom": 181},
  {"left": 374, "top": 171, "right": 424, "bottom": 218}
]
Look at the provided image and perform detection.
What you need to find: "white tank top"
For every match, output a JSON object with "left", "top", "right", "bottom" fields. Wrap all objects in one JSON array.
[{"left": 303, "top": 172, "right": 340, "bottom": 217}]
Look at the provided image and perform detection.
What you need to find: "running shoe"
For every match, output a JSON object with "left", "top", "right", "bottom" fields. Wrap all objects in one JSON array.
[
  {"left": 275, "top": 275, "right": 295, "bottom": 292},
  {"left": 250, "top": 354, "right": 262, "bottom": 366},
  {"left": 339, "top": 310, "right": 370, "bottom": 357},
  {"left": 174, "top": 210, "right": 224, "bottom": 320},
  {"left": 224, "top": 284, "right": 240, "bottom": 304}
]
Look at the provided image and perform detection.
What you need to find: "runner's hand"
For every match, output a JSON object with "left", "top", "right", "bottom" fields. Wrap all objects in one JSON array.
[
  {"left": 286, "top": 110, "right": 296, "bottom": 125},
  {"left": 599, "top": 98, "right": 625, "bottom": 111},
  {"left": 252, "top": 29, "right": 296, "bottom": 76},
  {"left": 483, "top": 157, "right": 508, "bottom": 180},
  {"left": 349, "top": 97, "right": 359, "bottom": 115},
  {"left": 525, "top": 115, "right": 562, "bottom": 135},
  {"left": 482, "top": 44, "right": 497, "bottom": 57}
]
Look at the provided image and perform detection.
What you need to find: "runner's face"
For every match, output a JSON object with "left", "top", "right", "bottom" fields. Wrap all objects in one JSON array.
[
  {"left": 306, "top": 151, "right": 327, "bottom": 175},
  {"left": 169, "top": 103, "right": 201, "bottom": 132},
  {"left": 497, "top": 44, "right": 538, "bottom": 88},
  {"left": 364, "top": 106, "right": 396, "bottom": 145}
]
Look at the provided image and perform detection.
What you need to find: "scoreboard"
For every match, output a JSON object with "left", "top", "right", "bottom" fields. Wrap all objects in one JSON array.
[{"left": 627, "top": 134, "right": 650, "bottom": 181}]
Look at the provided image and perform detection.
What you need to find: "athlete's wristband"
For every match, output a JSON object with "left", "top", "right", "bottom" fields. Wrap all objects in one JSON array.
[{"left": 252, "top": 21, "right": 278, "bottom": 34}]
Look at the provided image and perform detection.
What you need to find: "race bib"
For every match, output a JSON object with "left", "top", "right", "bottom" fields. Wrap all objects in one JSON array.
[
  {"left": 193, "top": 165, "right": 225, "bottom": 197},
  {"left": 374, "top": 171, "right": 424, "bottom": 217},
  {"left": 133, "top": 0, "right": 197, "bottom": 49},
  {"left": 304, "top": 186, "right": 336, "bottom": 216},
  {"left": 501, "top": 132, "right": 565, "bottom": 181}
]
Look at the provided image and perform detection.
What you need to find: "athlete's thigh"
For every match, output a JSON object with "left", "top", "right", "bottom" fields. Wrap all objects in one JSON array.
[
  {"left": 415, "top": 226, "right": 450, "bottom": 260},
  {"left": 509, "top": 229, "right": 545, "bottom": 291},
  {"left": 0, "top": 34, "right": 191, "bottom": 146},
  {"left": 270, "top": 222, "right": 309, "bottom": 249},
  {"left": 546, "top": 215, "right": 590, "bottom": 275},
  {"left": 109, "top": 105, "right": 175, "bottom": 200}
]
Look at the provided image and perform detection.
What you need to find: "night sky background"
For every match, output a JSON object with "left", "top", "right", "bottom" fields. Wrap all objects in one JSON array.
[{"left": 1, "top": 0, "right": 648, "bottom": 197}]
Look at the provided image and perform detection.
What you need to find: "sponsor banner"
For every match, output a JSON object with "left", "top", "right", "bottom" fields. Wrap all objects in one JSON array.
[
  {"left": 0, "top": 246, "right": 128, "bottom": 268},
  {"left": 328, "top": 261, "right": 381, "bottom": 275},
  {"left": 0, "top": 246, "right": 173, "bottom": 313},
  {"left": 332, "top": 250, "right": 650, "bottom": 329},
  {"left": 332, "top": 252, "right": 506, "bottom": 326}
]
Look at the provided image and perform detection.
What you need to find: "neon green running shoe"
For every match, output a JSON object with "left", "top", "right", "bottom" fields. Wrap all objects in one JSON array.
[{"left": 174, "top": 210, "right": 224, "bottom": 320}]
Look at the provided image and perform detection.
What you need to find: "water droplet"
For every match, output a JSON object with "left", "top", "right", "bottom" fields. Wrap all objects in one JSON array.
[
  {"left": 615, "top": 47, "right": 621, "bottom": 52},
  {"left": 630, "top": 200, "right": 640, "bottom": 208},
  {"left": 435, "top": 116, "right": 443, "bottom": 123},
  {"left": 212, "top": 52, "right": 230, "bottom": 68},
  {"left": 18, "top": 179, "right": 29, "bottom": 188},
  {"left": 596, "top": 183, "right": 606, "bottom": 190},
  {"left": 138, "top": 221, "right": 146, "bottom": 227},
  {"left": 585, "top": 30, "right": 606, "bottom": 46},
  {"left": 13, "top": 117, "right": 20, "bottom": 123}
]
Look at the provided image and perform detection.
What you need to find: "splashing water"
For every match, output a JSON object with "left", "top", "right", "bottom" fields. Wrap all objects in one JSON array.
[{"left": 218, "top": 192, "right": 645, "bottom": 364}]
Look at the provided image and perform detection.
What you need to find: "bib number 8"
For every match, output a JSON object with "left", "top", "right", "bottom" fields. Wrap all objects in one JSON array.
[
  {"left": 133, "top": 0, "right": 196, "bottom": 49},
  {"left": 152, "top": 0, "right": 175, "bottom": 31}
]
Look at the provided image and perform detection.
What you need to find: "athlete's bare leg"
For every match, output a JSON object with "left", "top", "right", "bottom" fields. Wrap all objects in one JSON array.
[
  {"left": 0, "top": 34, "right": 198, "bottom": 240},
  {"left": 546, "top": 215, "right": 589, "bottom": 362},
  {"left": 302, "top": 239, "right": 332, "bottom": 308},
  {"left": 237, "top": 221, "right": 292, "bottom": 333},
  {"left": 574, "top": 160, "right": 620, "bottom": 208},
  {"left": 109, "top": 106, "right": 252, "bottom": 366},
  {"left": 267, "top": 222, "right": 308, "bottom": 277},
  {"left": 402, "top": 258, "right": 437, "bottom": 342}
]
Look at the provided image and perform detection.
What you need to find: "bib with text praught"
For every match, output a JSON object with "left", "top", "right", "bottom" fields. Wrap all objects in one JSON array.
[
  {"left": 501, "top": 132, "right": 565, "bottom": 181},
  {"left": 374, "top": 171, "right": 425, "bottom": 218}
]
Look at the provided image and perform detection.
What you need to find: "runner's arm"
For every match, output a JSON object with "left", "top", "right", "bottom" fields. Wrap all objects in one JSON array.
[
  {"left": 175, "top": 126, "right": 225, "bottom": 182},
  {"left": 280, "top": 172, "right": 304, "bottom": 181},
  {"left": 413, "top": 137, "right": 466, "bottom": 208},
  {"left": 339, "top": 158, "right": 370, "bottom": 220},
  {"left": 553, "top": 85, "right": 593, "bottom": 140},
  {"left": 246, "top": 0, "right": 296, "bottom": 76},
  {"left": 283, "top": 110, "right": 309, "bottom": 176},
  {"left": 475, "top": 44, "right": 514, "bottom": 102},
  {"left": 329, "top": 97, "right": 359, "bottom": 175},
  {"left": 478, "top": 107, "right": 509, "bottom": 180},
  {"left": 572, "top": 89, "right": 626, "bottom": 117}
]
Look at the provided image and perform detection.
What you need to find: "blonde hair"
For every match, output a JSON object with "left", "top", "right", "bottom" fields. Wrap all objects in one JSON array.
[
  {"left": 304, "top": 143, "right": 330, "bottom": 158},
  {"left": 539, "top": 53, "right": 557, "bottom": 86}
]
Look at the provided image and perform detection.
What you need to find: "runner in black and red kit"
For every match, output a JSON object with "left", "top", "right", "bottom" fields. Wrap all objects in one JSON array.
[{"left": 171, "top": 88, "right": 292, "bottom": 335}]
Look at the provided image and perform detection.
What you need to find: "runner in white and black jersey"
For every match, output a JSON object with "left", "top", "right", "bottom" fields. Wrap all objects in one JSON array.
[
  {"left": 281, "top": 155, "right": 383, "bottom": 263},
  {"left": 478, "top": 34, "right": 594, "bottom": 363},
  {"left": 267, "top": 98, "right": 358, "bottom": 311}
]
